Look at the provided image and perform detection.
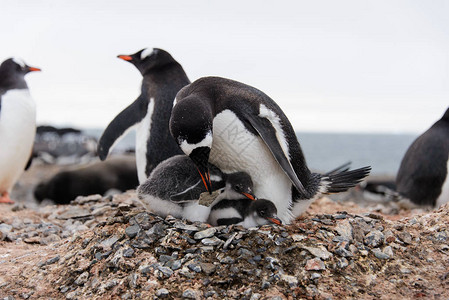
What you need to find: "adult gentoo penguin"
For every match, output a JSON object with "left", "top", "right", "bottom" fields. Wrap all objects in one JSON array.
[
  {"left": 0, "top": 58, "right": 40, "bottom": 204},
  {"left": 97, "top": 48, "right": 189, "bottom": 183},
  {"left": 170, "top": 77, "right": 371, "bottom": 223},
  {"left": 396, "top": 107, "right": 449, "bottom": 207}
]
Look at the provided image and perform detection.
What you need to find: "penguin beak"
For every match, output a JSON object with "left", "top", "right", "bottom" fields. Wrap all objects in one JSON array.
[
  {"left": 27, "top": 66, "right": 41, "bottom": 72},
  {"left": 117, "top": 55, "right": 133, "bottom": 61},
  {"left": 242, "top": 192, "right": 256, "bottom": 200},
  {"left": 196, "top": 166, "right": 212, "bottom": 194},
  {"left": 267, "top": 215, "right": 282, "bottom": 225}
]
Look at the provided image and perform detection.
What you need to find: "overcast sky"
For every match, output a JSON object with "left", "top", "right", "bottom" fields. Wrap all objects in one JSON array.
[{"left": 1, "top": 0, "right": 448, "bottom": 134}]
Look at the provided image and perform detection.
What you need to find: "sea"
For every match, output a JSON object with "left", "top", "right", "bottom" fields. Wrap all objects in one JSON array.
[{"left": 85, "top": 129, "right": 417, "bottom": 177}]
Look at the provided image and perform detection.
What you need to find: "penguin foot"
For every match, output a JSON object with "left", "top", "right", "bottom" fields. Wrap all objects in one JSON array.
[{"left": 0, "top": 192, "right": 14, "bottom": 204}]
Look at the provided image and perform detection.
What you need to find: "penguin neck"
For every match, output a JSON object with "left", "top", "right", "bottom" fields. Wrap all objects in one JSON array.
[
  {"left": 144, "top": 63, "right": 189, "bottom": 86},
  {"left": 0, "top": 75, "right": 27, "bottom": 93}
]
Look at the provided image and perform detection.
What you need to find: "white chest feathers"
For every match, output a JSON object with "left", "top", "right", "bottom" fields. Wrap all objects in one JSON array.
[
  {"left": 136, "top": 98, "right": 155, "bottom": 183},
  {"left": 0, "top": 89, "right": 36, "bottom": 192},
  {"left": 209, "top": 109, "right": 293, "bottom": 224}
]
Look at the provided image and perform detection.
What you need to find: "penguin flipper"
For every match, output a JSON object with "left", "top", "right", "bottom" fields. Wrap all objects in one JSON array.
[
  {"left": 97, "top": 95, "right": 147, "bottom": 160},
  {"left": 245, "top": 115, "right": 307, "bottom": 196}
]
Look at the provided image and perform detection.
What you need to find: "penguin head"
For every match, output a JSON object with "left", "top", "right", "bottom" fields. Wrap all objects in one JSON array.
[
  {"left": 225, "top": 172, "right": 256, "bottom": 200},
  {"left": 0, "top": 58, "right": 41, "bottom": 79},
  {"left": 170, "top": 96, "right": 214, "bottom": 193},
  {"left": 117, "top": 48, "right": 177, "bottom": 75},
  {"left": 249, "top": 199, "right": 282, "bottom": 226}
]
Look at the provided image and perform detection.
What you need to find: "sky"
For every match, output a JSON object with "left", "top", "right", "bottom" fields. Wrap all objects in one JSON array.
[{"left": 1, "top": 0, "right": 448, "bottom": 134}]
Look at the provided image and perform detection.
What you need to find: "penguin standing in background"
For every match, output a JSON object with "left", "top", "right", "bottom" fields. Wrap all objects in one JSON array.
[
  {"left": 0, "top": 58, "right": 40, "bottom": 203},
  {"left": 98, "top": 48, "right": 189, "bottom": 183},
  {"left": 170, "top": 76, "right": 371, "bottom": 224},
  {"left": 396, "top": 107, "right": 449, "bottom": 207}
]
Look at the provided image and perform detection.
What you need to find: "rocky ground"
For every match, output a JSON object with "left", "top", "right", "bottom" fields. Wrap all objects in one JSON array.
[{"left": 0, "top": 164, "right": 448, "bottom": 299}]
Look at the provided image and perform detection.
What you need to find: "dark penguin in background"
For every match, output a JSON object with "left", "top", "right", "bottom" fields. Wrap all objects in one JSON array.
[
  {"left": 97, "top": 48, "right": 189, "bottom": 183},
  {"left": 0, "top": 58, "right": 41, "bottom": 204},
  {"left": 170, "top": 77, "right": 371, "bottom": 223},
  {"left": 396, "top": 107, "right": 449, "bottom": 207},
  {"left": 34, "top": 155, "right": 138, "bottom": 204}
]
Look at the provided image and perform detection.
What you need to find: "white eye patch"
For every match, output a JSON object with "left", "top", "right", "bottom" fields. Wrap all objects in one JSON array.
[{"left": 140, "top": 48, "right": 153, "bottom": 60}]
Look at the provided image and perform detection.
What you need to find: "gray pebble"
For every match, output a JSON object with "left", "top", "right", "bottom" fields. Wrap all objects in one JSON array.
[
  {"left": 46, "top": 255, "right": 60, "bottom": 265},
  {"left": 372, "top": 248, "right": 389, "bottom": 259},
  {"left": 194, "top": 227, "right": 216, "bottom": 240},
  {"left": 187, "top": 263, "right": 202, "bottom": 273},
  {"left": 157, "top": 265, "right": 174, "bottom": 278},
  {"left": 302, "top": 246, "right": 333, "bottom": 260},
  {"left": 397, "top": 231, "right": 412, "bottom": 244},
  {"left": 182, "top": 289, "right": 198, "bottom": 299},
  {"left": 336, "top": 257, "right": 349, "bottom": 269},
  {"left": 125, "top": 224, "right": 140, "bottom": 238},
  {"left": 364, "top": 230, "right": 384, "bottom": 248},
  {"left": 123, "top": 248, "right": 134, "bottom": 258},
  {"left": 201, "top": 236, "right": 222, "bottom": 246},
  {"left": 155, "top": 288, "right": 170, "bottom": 298},
  {"left": 335, "top": 247, "right": 353, "bottom": 257},
  {"left": 74, "top": 271, "right": 89, "bottom": 285},
  {"left": 335, "top": 219, "right": 353, "bottom": 241}
]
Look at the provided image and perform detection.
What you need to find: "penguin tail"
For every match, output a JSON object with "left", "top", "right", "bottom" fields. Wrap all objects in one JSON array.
[
  {"left": 323, "top": 161, "right": 352, "bottom": 176},
  {"left": 322, "top": 166, "right": 371, "bottom": 194}
]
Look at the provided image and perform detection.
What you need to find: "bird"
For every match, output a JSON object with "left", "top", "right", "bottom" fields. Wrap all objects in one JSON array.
[
  {"left": 208, "top": 198, "right": 282, "bottom": 228},
  {"left": 136, "top": 155, "right": 257, "bottom": 223},
  {"left": 97, "top": 48, "right": 189, "bottom": 183},
  {"left": 34, "top": 155, "right": 138, "bottom": 204},
  {"left": 136, "top": 155, "right": 227, "bottom": 222},
  {"left": 0, "top": 58, "right": 40, "bottom": 204},
  {"left": 170, "top": 76, "right": 371, "bottom": 223},
  {"left": 396, "top": 107, "right": 449, "bottom": 207}
]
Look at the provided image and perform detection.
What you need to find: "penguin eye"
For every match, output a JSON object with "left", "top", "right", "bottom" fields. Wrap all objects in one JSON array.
[
  {"left": 259, "top": 210, "right": 266, "bottom": 217},
  {"left": 234, "top": 184, "right": 241, "bottom": 192}
]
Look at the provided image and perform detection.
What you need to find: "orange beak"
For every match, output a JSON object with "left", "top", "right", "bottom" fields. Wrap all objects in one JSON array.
[
  {"left": 267, "top": 216, "right": 282, "bottom": 225},
  {"left": 242, "top": 192, "right": 256, "bottom": 201},
  {"left": 117, "top": 55, "right": 133, "bottom": 61},
  {"left": 28, "top": 67, "right": 41, "bottom": 72},
  {"left": 197, "top": 168, "right": 212, "bottom": 194}
]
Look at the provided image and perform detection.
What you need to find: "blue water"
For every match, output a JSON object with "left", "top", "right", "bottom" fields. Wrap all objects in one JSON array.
[{"left": 85, "top": 129, "right": 417, "bottom": 177}]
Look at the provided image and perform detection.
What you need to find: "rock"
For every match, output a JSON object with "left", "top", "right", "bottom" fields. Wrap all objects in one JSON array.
[
  {"left": 372, "top": 248, "right": 390, "bottom": 259},
  {"left": 397, "top": 232, "right": 412, "bottom": 244},
  {"left": 281, "top": 274, "right": 298, "bottom": 287},
  {"left": 201, "top": 236, "right": 222, "bottom": 246},
  {"left": 335, "top": 219, "right": 353, "bottom": 241},
  {"left": 56, "top": 207, "right": 91, "bottom": 220},
  {"left": 194, "top": 227, "right": 217, "bottom": 240},
  {"left": 156, "top": 288, "right": 170, "bottom": 298},
  {"left": 200, "top": 262, "right": 216, "bottom": 275},
  {"left": 125, "top": 225, "right": 140, "bottom": 238},
  {"left": 336, "top": 257, "right": 349, "bottom": 268},
  {"left": 182, "top": 289, "right": 198, "bottom": 299},
  {"left": 123, "top": 248, "right": 134, "bottom": 258},
  {"left": 302, "top": 246, "right": 333, "bottom": 260},
  {"left": 46, "top": 255, "right": 60, "bottom": 265},
  {"left": 187, "top": 263, "right": 202, "bottom": 273},
  {"left": 383, "top": 246, "right": 394, "bottom": 258},
  {"left": 311, "top": 272, "right": 321, "bottom": 280},
  {"left": 364, "top": 230, "right": 384, "bottom": 248},
  {"left": 335, "top": 247, "right": 353, "bottom": 257},
  {"left": 99, "top": 235, "right": 120, "bottom": 250},
  {"left": 305, "top": 258, "right": 326, "bottom": 271},
  {"left": 74, "top": 271, "right": 89, "bottom": 286}
]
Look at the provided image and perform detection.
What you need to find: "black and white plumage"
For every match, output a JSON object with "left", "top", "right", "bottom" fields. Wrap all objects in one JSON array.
[
  {"left": 396, "top": 107, "right": 449, "bottom": 207},
  {"left": 0, "top": 58, "right": 40, "bottom": 204},
  {"left": 98, "top": 48, "right": 189, "bottom": 183},
  {"left": 170, "top": 76, "right": 371, "bottom": 223},
  {"left": 208, "top": 198, "right": 281, "bottom": 228},
  {"left": 136, "top": 155, "right": 227, "bottom": 222}
]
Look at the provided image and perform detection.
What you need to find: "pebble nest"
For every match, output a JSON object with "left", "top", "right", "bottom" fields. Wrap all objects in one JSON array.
[{"left": 0, "top": 192, "right": 448, "bottom": 299}]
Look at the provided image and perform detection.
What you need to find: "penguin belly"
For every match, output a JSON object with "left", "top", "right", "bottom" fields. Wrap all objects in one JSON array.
[
  {"left": 135, "top": 99, "right": 155, "bottom": 183},
  {"left": 436, "top": 159, "right": 449, "bottom": 208},
  {"left": 209, "top": 109, "right": 293, "bottom": 223},
  {"left": 0, "top": 89, "right": 36, "bottom": 193}
]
